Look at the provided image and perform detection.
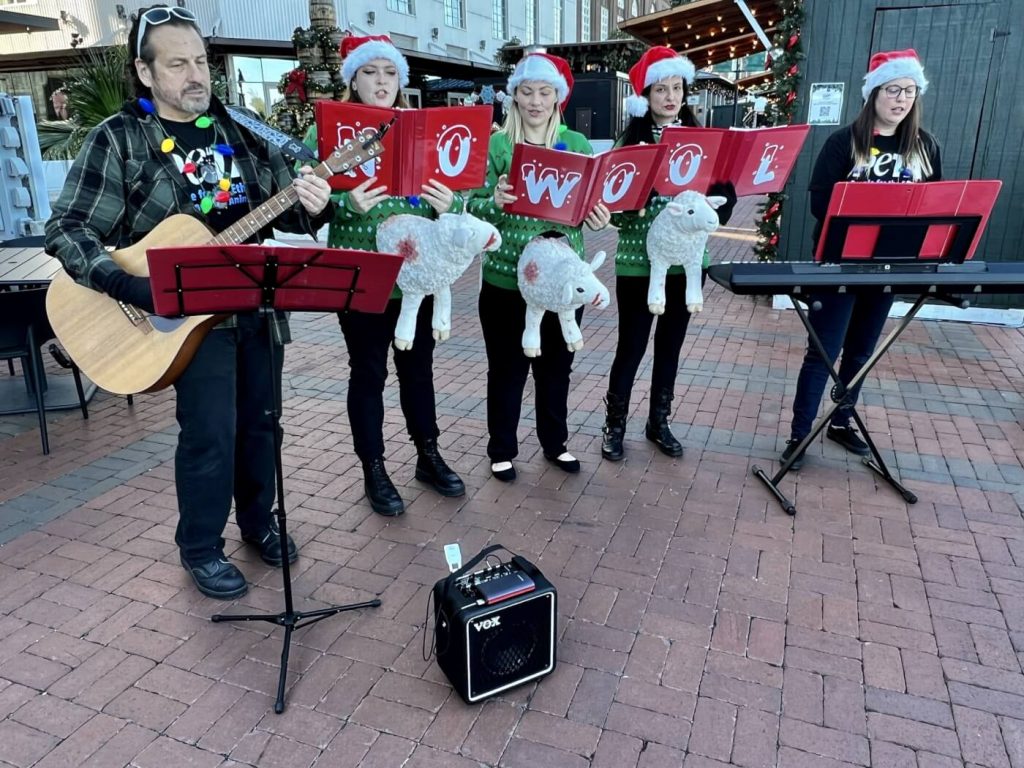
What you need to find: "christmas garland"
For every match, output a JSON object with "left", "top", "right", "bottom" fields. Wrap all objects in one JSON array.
[{"left": 753, "top": 0, "right": 804, "bottom": 261}]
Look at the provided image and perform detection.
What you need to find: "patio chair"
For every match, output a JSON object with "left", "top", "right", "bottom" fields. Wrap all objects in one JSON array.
[{"left": 0, "top": 287, "right": 88, "bottom": 454}]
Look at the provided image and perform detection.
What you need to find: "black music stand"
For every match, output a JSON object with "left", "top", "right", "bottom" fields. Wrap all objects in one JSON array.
[
  {"left": 147, "top": 242, "right": 402, "bottom": 713},
  {"left": 755, "top": 212, "right": 987, "bottom": 516}
]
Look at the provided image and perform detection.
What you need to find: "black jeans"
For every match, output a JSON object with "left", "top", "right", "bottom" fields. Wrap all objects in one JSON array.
[
  {"left": 608, "top": 272, "right": 698, "bottom": 402},
  {"left": 479, "top": 281, "right": 581, "bottom": 462},
  {"left": 339, "top": 296, "right": 439, "bottom": 463},
  {"left": 173, "top": 312, "right": 282, "bottom": 565},
  {"left": 790, "top": 292, "right": 894, "bottom": 440}
]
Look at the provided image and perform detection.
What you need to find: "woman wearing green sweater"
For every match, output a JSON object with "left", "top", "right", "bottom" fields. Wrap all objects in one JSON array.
[
  {"left": 469, "top": 53, "right": 611, "bottom": 482},
  {"left": 305, "top": 35, "right": 464, "bottom": 516},
  {"left": 602, "top": 46, "right": 736, "bottom": 462}
]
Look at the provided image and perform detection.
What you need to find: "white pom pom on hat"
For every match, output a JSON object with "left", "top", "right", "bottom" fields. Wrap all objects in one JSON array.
[
  {"left": 506, "top": 53, "right": 574, "bottom": 110},
  {"left": 861, "top": 48, "right": 928, "bottom": 101},
  {"left": 625, "top": 46, "right": 696, "bottom": 117},
  {"left": 340, "top": 34, "right": 410, "bottom": 88}
]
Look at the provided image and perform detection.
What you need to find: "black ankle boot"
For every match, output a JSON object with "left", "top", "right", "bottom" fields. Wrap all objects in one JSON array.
[
  {"left": 645, "top": 388, "right": 683, "bottom": 457},
  {"left": 363, "top": 457, "right": 404, "bottom": 516},
  {"left": 415, "top": 438, "right": 465, "bottom": 497},
  {"left": 601, "top": 391, "right": 629, "bottom": 462}
]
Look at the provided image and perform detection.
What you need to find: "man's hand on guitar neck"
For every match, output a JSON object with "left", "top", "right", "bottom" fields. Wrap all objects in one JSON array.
[{"left": 294, "top": 166, "right": 332, "bottom": 217}]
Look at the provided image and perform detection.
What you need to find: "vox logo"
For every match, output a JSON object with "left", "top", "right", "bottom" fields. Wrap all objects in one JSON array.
[{"left": 473, "top": 616, "right": 501, "bottom": 631}]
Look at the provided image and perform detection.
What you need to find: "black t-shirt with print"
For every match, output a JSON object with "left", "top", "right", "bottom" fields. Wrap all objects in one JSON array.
[
  {"left": 808, "top": 124, "right": 942, "bottom": 251},
  {"left": 159, "top": 116, "right": 252, "bottom": 237}
]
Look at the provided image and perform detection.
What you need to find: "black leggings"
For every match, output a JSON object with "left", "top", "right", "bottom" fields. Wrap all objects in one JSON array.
[{"left": 607, "top": 272, "right": 699, "bottom": 402}]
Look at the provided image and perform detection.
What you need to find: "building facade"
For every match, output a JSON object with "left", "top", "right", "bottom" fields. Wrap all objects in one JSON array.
[{"left": 0, "top": 0, "right": 584, "bottom": 119}]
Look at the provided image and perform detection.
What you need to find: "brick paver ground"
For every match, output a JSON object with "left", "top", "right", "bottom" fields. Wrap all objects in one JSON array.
[{"left": 2, "top": 196, "right": 1023, "bottom": 767}]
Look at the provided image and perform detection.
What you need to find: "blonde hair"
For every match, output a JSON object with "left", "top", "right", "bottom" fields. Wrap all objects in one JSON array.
[{"left": 498, "top": 89, "right": 561, "bottom": 147}]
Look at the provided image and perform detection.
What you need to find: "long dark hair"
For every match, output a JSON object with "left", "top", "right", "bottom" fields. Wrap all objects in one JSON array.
[
  {"left": 128, "top": 5, "right": 205, "bottom": 99},
  {"left": 851, "top": 86, "right": 934, "bottom": 178},
  {"left": 617, "top": 82, "right": 699, "bottom": 147}
]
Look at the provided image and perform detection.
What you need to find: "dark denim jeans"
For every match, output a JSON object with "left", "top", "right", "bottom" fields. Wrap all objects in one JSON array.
[
  {"left": 790, "top": 292, "right": 894, "bottom": 440},
  {"left": 338, "top": 296, "right": 439, "bottom": 463},
  {"left": 173, "top": 312, "right": 283, "bottom": 565}
]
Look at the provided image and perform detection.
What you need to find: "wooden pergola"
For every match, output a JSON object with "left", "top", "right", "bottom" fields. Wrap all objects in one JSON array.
[{"left": 618, "top": 0, "right": 779, "bottom": 70}]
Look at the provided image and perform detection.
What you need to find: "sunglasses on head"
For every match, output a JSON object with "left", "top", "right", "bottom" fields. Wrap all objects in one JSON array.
[{"left": 136, "top": 6, "right": 198, "bottom": 59}]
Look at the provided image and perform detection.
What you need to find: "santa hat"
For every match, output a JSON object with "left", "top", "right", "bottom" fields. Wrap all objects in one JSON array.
[
  {"left": 507, "top": 53, "right": 574, "bottom": 110},
  {"left": 861, "top": 48, "right": 928, "bottom": 101},
  {"left": 625, "top": 46, "right": 696, "bottom": 117},
  {"left": 340, "top": 35, "right": 410, "bottom": 88}
]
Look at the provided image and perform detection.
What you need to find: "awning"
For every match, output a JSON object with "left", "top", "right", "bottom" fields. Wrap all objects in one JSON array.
[
  {"left": 618, "top": 0, "right": 779, "bottom": 69},
  {"left": 0, "top": 10, "right": 58, "bottom": 35}
]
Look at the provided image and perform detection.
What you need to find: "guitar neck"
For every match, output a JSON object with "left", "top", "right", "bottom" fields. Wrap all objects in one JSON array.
[{"left": 211, "top": 161, "right": 333, "bottom": 246}]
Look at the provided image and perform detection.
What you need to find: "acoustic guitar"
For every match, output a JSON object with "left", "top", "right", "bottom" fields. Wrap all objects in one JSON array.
[{"left": 46, "top": 127, "right": 386, "bottom": 396}]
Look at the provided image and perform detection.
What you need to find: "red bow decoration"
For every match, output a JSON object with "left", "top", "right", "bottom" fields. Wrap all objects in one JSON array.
[
  {"left": 785, "top": 91, "right": 797, "bottom": 105},
  {"left": 284, "top": 69, "right": 307, "bottom": 101},
  {"left": 788, "top": 64, "right": 799, "bottom": 77},
  {"left": 787, "top": 33, "right": 800, "bottom": 49}
]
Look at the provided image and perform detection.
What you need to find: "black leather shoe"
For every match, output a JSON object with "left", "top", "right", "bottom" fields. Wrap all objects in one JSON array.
[
  {"left": 363, "top": 457, "right": 405, "bottom": 516},
  {"left": 180, "top": 554, "right": 247, "bottom": 600},
  {"left": 827, "top": 425, "right": 871, "bottom": 456},
  {"left": 780, "top": 439, "right": 806, "bottom": 471},
  {"left": 415, "top": 438, "right": 465, "bottom": 497},
  {"left": 544, "top": 451, "right": 581, "bottom": 473},
  {"left": 490, "top": 461, "right": 517, "bottom": 482},
  {"left": 242, "top": 518, "right": 298, "bottom": 567}
]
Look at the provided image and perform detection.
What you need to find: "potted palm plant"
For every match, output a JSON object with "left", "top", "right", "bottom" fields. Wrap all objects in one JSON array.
[{"left": 36, "top": 46, "right": 132, "bottom": 160}]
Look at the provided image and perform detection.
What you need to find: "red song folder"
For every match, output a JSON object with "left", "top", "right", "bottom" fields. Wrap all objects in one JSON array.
[
  {"left": 814, "top": 180, "right": 1003, "bottom": 262},
  {"left": 655, "top": 124, "right": 810, "bottom": 197},
  {"left": 504, "top": 143, "right": 667, "bottom": 226},
  {"left": 315, "top": 102, "right": 492, "bottom": 195}
]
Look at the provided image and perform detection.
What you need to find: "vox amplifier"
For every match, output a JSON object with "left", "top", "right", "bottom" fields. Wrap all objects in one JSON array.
[{"left": 431, "top": 545, "right": 557, "bottom": 703}]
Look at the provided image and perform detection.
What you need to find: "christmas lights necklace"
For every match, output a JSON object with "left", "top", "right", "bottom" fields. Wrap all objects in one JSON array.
[{"left": 139, "top": 97, "right": 235, "bottom": 214}]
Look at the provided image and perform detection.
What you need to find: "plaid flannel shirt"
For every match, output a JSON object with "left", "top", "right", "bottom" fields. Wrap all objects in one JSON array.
[{"left": 45, "top": 96, "right": 332, "bottom": 343}]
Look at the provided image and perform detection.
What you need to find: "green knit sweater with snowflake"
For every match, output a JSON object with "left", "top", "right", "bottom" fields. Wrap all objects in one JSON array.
[
  {"left": 468, "top": 130, "right": 592, "bottom": 291},
  {"left": 303, "top": 125, "right": 465, "bottom": 298}
]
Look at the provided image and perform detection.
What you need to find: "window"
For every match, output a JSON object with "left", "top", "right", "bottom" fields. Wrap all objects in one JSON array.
[
  {"left": 233, "top": 55, "right": 298, "bottom": 117},
  {"left": 617, "top": 0, "right": 625, "bottom": 21},
  {"left": 387, "top": 0, "right": 414, "bottom": 13},
  {"left": 581, "top": 1, "right": 591, "bottom": 42},
  {"left": 553, "top": 0, "right": 563, "bottom": 42},
  {"left": 600, "top": 5, "right": 609, "bottom": 39},
  {"left": 630, "top": 0, "right": 639, "bottom": 16},
  {"left": 524, "top": 0, "right": 535, "bottom": 44},
  {"left": 444, "top": 0, "right": 465, "bottom": 28},
  {"left": 492, "top": 0, "right": 507, "bottom": 39}
]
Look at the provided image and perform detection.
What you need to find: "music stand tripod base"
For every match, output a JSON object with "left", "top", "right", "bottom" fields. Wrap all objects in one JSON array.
[{"left": 147, "top": 242, "right": 402, "bottom": 713}]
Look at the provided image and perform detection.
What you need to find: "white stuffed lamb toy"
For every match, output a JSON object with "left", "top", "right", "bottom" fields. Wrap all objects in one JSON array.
[
  {"left": 516, "top": 236, "right": 610, "bottom": 357},
  {"left": 376, "top": 211, "right": 501, "bottom": 349},
  {"left": 645, "top": 189, "right": 726, "bottom": 315}
]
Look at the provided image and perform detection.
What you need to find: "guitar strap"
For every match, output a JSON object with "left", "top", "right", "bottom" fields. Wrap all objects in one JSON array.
[{"left": 225, "top": 106, "right": 319, "bottom": 164}]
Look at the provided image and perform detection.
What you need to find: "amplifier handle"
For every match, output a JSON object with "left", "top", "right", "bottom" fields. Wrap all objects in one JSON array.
[{"left": 449, "top": 543, "right": 508, "bottom": 581}]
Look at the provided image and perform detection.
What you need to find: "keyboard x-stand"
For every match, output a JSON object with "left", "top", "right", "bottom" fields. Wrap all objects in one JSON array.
[{"left": 708, "top": 215, "right": 1024, "bottom": 516}]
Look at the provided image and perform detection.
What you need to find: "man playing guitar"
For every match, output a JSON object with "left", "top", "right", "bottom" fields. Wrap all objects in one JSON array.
[{"left": 44, "top": 5, "right": 334, "bottom": 599}]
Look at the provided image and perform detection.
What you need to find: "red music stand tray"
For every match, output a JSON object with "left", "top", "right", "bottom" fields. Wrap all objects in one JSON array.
[{"left": 146, "top": 242, "right": 402, "bottom": 714}]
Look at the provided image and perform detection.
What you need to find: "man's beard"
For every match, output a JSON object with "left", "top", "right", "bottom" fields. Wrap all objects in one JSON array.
[{"left": 180, "top": 88, "right": 211, "bottom": 114}]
